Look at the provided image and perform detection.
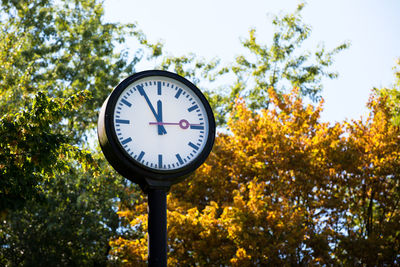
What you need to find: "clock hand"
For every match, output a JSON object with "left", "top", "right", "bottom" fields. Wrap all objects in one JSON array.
[
  {"left": 137, "top": 85, "right": 167, "bottom": 135},
  {"left": 156, "top": 100, "right": 167, "bottom": 135},
  {"left": 149, "top": 119, "right": 202, "bottom": 130}
]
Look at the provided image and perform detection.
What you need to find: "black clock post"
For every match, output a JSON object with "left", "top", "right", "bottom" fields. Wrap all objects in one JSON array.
[
  {"left": 98, "top": 70, "right": 216, "bottom": 266},
  {"left": 147, "top": 188, "right": 168, "bottom": 266}
]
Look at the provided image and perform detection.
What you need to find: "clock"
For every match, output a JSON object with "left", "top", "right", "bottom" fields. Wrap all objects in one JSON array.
[{"left": 98, "top": 70, "right": 215, "bottom": 189}]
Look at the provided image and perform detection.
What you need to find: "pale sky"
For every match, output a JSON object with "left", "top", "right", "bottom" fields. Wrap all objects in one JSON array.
[{"left": 104, "top": 0, "right": 400, "bottom": 123}]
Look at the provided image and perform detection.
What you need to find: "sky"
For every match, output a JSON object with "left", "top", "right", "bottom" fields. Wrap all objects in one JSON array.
[{"left": 103, "top": 0, "right": 400, "bottom": 123}]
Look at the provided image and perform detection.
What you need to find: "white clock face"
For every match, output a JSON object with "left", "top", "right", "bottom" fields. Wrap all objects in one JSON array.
[{"left": 112, "top": 76, "right": 209, "bottom": 171}]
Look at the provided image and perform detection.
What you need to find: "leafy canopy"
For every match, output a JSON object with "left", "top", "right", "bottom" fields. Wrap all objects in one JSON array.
[
  {"left": 158, "top": 4, "right": 349, "bottom": 125},
  {"left": 109, "top": 5, "right": 399, "bottom": 265},
  {"left": 112, "top": 87, "right": 400, "bottom": 266},
  {"left": 378, "top": 58, "right": 400, "bottom": 126},
  {"left": 0, "top": 0, "right": 159, "bottom": 265}
]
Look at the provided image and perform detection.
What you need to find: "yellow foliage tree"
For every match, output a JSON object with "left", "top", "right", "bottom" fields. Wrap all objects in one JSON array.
[{"left": 110, "top": 88, "right": 400, "bottom": 266}]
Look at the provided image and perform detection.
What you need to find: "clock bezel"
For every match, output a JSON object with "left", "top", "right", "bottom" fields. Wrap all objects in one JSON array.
[{"left": 98, "top": 70, "right": 216, "bottom": 188}]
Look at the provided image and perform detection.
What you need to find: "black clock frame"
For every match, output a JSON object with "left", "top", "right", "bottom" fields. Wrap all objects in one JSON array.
[{"left": 98, "top": 70, "right": 216, "bottom": 190}]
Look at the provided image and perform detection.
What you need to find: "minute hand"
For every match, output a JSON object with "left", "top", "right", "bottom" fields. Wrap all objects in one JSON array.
[{"left": 137, "top": 85, "right": 167, "bottom": 134}]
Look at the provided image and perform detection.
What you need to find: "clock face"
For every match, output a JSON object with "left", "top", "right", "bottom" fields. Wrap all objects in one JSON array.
[{"left": 109, "top": 73, "right": 213, "bottom": 173}]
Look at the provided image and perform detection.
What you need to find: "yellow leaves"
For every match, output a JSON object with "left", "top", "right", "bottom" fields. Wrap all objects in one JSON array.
[
  {"left": 266, "top": 210, "right": 278, "bottom": 220},
  {"left": 116, "top": 210, "right": 131, "bottom": 219},
  {"left": 109, "top": 236, "right": 148, "bottom": 266},
  {"left": 230, "top": 248, "right": 252, "bottom": 266},
  {"left": 110, "top": 88, "right": 400, "bottom": 265}
]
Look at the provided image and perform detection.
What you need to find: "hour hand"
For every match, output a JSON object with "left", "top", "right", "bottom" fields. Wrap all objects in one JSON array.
[
  {"left": 157, "top": 100, "right": 167, "bottom": 135},
  {"left": 137, "top": 85, "right": 167, "bottom": 135}
]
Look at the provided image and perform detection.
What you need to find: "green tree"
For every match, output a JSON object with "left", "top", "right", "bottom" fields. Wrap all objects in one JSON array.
[
  {"left": 0, "top": 0, "right": 158, "bottom": 265},
  {"left": 0, "top": 0, "right": 161, "bottom": 139},
  {"left": 378, "top": 59, "right": 400, "bottom": 126},
  {"left": 225, "top": 3, "right": 349, "bottom": 112},
  {"left": 0, "top": 158, "right": 141, "bottom": 266},
  {"left": 0, "top": 91, "right": 91, "bottom": 214},
  {"left": 158, "top": 4, "right": 349, "bottom": 125}
]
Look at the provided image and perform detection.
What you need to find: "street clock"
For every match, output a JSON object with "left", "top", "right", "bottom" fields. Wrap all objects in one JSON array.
[{"left": 98, "top": 70, "right": 215, "bottom": 190}]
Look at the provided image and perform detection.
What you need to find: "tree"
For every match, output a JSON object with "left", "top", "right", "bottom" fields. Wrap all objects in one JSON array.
[
  {"left": 158, "top": 4, "right": 349, "bottom": 125},
  {"left": 111, "top": 85, "right": 400, "bottom": 265},
  {"left": 0, "top": 157, "right": 142, "bottom": 266},
  {"left": 0, "top": 0, "right": 161, "bottom": 139},
  {"left": 0, "top": 0, "right": 159, "bottom": 265},
  {"left": 226, "top": 3, "right": 349, "bottom": 110},
  {"left": 332, "top": 91, "right": 400, "bottom": 265},
  {"left": 378, "top": 58, "right": 400, "bottom": 126},
  {"left": 0, "top": 91, "right": 91, "bottom": 214},
  {"left": 110, "top": 87, "right": 338, "bottom": 265}
]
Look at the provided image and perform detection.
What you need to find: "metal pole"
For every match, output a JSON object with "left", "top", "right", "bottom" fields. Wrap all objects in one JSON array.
[{"left": 147, "top": 188, "right": 167, "bottom": 267}]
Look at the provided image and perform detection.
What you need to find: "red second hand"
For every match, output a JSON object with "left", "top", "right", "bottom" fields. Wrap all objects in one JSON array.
[{"left": 149, "top": 119, "right": 202, "bottom": 129}]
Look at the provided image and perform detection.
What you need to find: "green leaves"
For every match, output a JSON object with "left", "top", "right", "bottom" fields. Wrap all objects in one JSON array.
[
  {"left": 378, "top": 59, "right": 400, "bottom": 126},
  {"left": 214, "top": 4, "right": 350, "bottom": 125},
  {"left": 233, "top": 3, "right": 349, "bottom": 105},
  {"left": 0, "top": 168, "right": 132, "bottom": 266},
  {"left": 0, "top": 0, "right": 155, "bottom": 264},
  {"left": 0, "top": 0, "right": 162, "bottom": 140},
  {"left": 0, "top": 91, "right": 92, "bottom": 213},
  {"left": 156, "top": 4, "right": 349, "bottom": 126}
]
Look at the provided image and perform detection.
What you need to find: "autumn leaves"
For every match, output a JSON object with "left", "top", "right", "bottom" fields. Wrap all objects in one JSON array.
[{"left": 113, "top": 88, "right": 400, "bottom": 265}]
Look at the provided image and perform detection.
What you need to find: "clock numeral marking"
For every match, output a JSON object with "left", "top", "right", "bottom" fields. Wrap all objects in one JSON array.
[
  {"left": 176, "top": 154, "right": 184, "bottom": 165},
  {"left": 121, "top": 99, "right": 132, "bottom": 107},
  {"left": 157, "top": 81, "right": 162, "bottom": 95},
  {"left": 175, "top": 88, "right": 182, "bottom": 99},
  {"left": 188, "top": 142, "right": 199, "bottom": 151},
  {"left": 121, "top": 137, "right": 132, "bottom": 145},
  {"left": 190, "top": 125, "right": 204, "bottom": 130},
  {"left": 158, "top": 154, "right": 163, "bottom": 169},
  {"left": 116, "top": 119, "right": 130, "bottom": 124},
  {"left": 188, "top": 105, "right": 198, "bottom": 112},
  {"left": 137, "top": 151, "right": 145, "bottom": 162}
]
